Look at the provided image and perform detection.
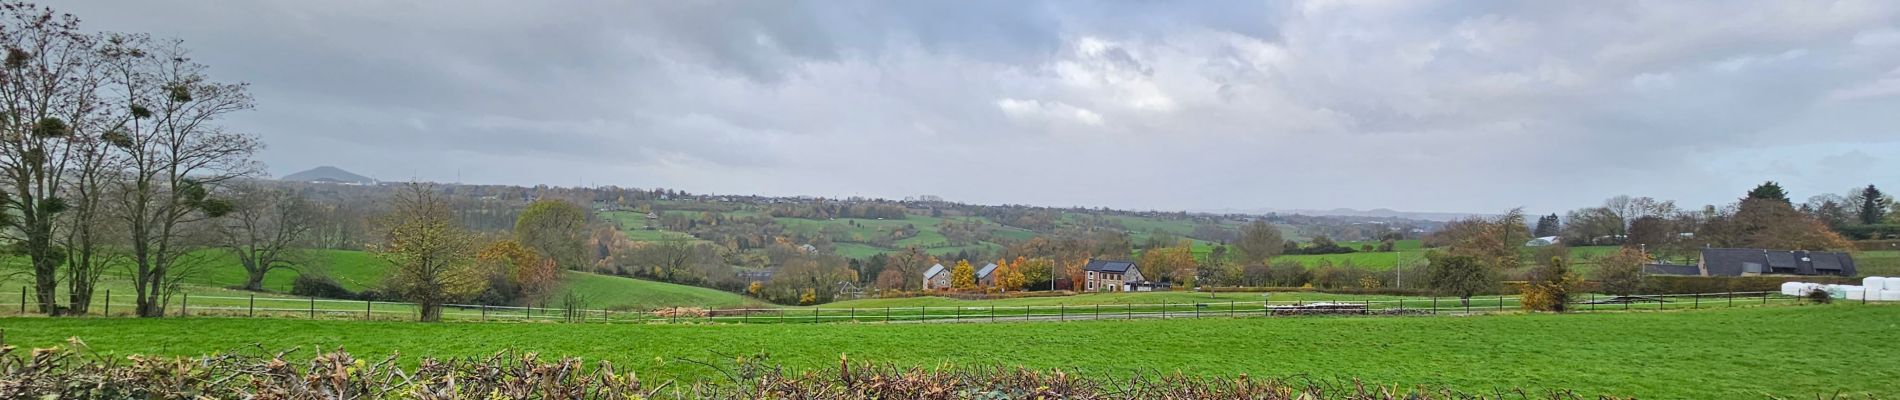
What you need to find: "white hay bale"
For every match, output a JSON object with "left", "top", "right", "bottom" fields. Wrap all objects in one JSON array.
[
  {"left": 1886, "top": 278, "right": 1900, "bottom": 292},
  {"left": 1781, "top": 282, "right": 1802, "bottom": 296},
  {"left": 1881, "top": 290, "right": 1900, "bottom": 302},
  {"left": 1863, "top": 277, "right": 1886, "bottom": 291},
  {"left": 1843, "top": 288, "right": 1866, "bottom": 300}
]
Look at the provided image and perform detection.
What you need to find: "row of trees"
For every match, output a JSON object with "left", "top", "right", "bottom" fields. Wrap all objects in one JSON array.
[
  {"left": 1, "top": 3, "right": 267, "bottom": 317},
  {"left": 1547, "top": 182, "right": 1885, "bottom": 260}
]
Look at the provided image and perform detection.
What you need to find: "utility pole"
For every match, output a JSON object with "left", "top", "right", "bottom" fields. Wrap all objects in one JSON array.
[{"left": 1395, "top": 251, "right": 1404, "bottom": 288}]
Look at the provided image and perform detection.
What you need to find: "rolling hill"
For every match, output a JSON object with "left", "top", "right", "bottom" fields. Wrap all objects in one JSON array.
[{"left": 280, "top": 166, "right": 377, "bottom": 184}]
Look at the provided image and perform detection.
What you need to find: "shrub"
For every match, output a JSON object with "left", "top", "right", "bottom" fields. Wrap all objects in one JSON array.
[
  {"left": 1521, "top": 257, "right": 1580, "bottom": 312},
  {"left": 1805, "top": 288, "right": 1834, "bottom": 304},
  {"left": 289, "top": 273, "right": 356, "bottom": 299}
]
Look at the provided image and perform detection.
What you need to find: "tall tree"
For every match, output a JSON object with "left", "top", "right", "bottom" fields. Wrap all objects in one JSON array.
[
  {"left": 105, "top": 36, "right": 260, "bottom": 317},
  {"left": 1801, "top": 193, "right": 1854, "bottom": 229},
  {"left": 1852, "top": 185, "right": 1891, "bottom": 225},
  {"left": 514, "top": 199, "right": 588, "bottom": 270},
  {"left": 57, "top": 118, "right": 123, "bottom": 315},
  {"left": 1234, "top": 220, "right": 1284, "bottom": 263},
  {"left": 376, "top": 184, "right": 485, "bottom": 322},
  {"left": 1746, "top": 181, "right": 1790, "bottom": 204},
  {"left": 217, "top": 184, "right": 316, "bottom": 291},
  {"left": 1699, "top": 198, "right": 1852, "bottom": 251},
  {"left": 0, "top": 3, "right": 105, "bottom": 315},
  {"left": 950, "top": 259, "right": 976, "bottom": 290},
  {"left": 1531, "top": 214, "right": 1561, "bottom": 237}
]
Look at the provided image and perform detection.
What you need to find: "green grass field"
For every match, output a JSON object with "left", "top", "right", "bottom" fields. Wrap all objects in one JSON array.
[
  {"left": 2, "top": 304, "right": 1892, "bottom": 397},
  {"left": 1, "top": 249, "right": 757, "bottom": 313}
]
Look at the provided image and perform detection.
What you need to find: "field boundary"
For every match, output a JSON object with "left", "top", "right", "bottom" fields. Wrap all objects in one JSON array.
[{"left": 1, "top": 287, "right": 1834, "bottom": 324}]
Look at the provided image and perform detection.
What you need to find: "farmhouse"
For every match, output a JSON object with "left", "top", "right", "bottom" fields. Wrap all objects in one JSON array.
[
  {"left": 976, "top": 263, "right": 999, "bottom": 287},
  {"left": 1082, "top": 259, "right": 1146, "bottom": 292},
  {"left": 922, "top": 263, "right": 950, "bottom": 290},
  {"left": 1644, "top": 248, "right": 1856, "bottom": 277}
]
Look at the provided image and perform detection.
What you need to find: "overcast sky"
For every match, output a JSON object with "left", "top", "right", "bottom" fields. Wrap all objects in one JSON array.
[{"left": 57, "top": 1, "right": 1900, "bottom": 214}]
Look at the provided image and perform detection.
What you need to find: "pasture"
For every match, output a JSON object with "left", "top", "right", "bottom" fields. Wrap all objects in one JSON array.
[
  {"left": 0, "top": 250, "right": 758, "bottom": 314},
  {"left": 2, "top": 304, "right": 1893, "bottom": 398}
]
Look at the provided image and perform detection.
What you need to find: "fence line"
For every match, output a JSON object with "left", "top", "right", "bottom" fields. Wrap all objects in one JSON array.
[{"left": 1, "top": 287, "right": 1806, "bottom": 324}]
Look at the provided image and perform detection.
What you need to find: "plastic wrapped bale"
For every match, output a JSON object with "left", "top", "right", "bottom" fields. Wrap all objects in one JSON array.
[
  {"left": 1886, "top": 277, "right": 1900, "bottom": 292},
  {"left": 1826, "top": 285, "right": 1847, "bottom": 299},
  {"left": 1844, "top": 288, "right": 1866, "bottom": 300},
  {"left": 1864, "top": 277, "right": 1887, "bottom": 291},
  {"left": 1882, "top": 291, "right": 1900, "bottom": 301},
  {"left": 1781, "top": 282, "right": 1802, "bottom": 296}
]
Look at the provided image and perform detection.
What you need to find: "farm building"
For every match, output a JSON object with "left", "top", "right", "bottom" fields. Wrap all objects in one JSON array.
[
  {"left": 976, "top": 263, "right": 999, "bottom": 287},
  {"left": 1082, "top": 259, "right": 1147, "bottom": 292},
  {"left": 1645, "top": 248, "right": 1856, "bottom": 277},
  {"left": 922, "top": 263, "right": 950, "bottom": 290}
]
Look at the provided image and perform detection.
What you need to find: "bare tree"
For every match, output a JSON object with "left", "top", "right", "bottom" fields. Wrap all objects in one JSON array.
[
  {"left": 56, "top": 107, "right": 126, "bottom": 315},
  {"left": 0, "top": 3, "right": 110, "bottom": 315},
  {"left": 102, "top": 35, "right": 260, "bottom": 317},
  {"left": 218, "top": 183, "right": 316, "bottom": 291}
]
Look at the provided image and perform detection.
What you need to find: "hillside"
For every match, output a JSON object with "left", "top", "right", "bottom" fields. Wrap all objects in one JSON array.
[{"left": 1, "top": 249, "right": 760, "bottom": 311}]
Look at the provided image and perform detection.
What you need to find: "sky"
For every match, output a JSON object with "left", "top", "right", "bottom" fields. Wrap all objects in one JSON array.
[{"left": 56, "top": 1, "right": 1900, "bottom": 215}]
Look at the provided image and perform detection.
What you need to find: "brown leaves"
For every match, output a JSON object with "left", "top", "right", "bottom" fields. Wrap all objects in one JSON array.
[{"left": 0, "top": 342, "right": 1628, "bottom": 400}]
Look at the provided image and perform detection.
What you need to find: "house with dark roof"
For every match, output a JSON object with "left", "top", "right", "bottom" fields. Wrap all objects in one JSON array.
[
  {"left": 1081, "top": 259, "right": 1146, "bottom": 292},
  {"left": 1647, "top": 248, "right": 1856, "bottom": 277},
  {"left": 975, "top": 263, "right": 999, "bottom": 287},
  {"left": 922, "top": 263, "right": 949, "bottom": 290}
]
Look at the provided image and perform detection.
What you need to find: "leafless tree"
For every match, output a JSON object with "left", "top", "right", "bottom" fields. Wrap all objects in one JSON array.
[
  {"left": 0, "top": 3, "right": 109, "bottom": 315},
  {"left": 102, "top": 35, "right": 260, "bottom": 317},
  {"left": 218, "top": 183, "right": 316, "bottom": 291}
]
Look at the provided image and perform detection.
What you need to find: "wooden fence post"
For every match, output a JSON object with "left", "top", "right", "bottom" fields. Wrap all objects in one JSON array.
[
  {"left": 308, "top": 297, "right": 315, "bottom": 318},
  {"left": 104, "top": 289, "right": 110, "bottom": 316}
]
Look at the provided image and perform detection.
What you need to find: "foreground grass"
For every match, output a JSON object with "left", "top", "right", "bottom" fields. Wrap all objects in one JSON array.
[{"left": 2, "top": 305, "right": 1893, "bottom": 397}]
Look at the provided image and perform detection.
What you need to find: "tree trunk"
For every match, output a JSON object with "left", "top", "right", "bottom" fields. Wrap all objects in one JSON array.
[
  {"left": 420, "top": 302, "right": 443, "bottom": 322},
  {"left": 29, "top": 231, "right": 59, "bottom": 315},
  {"left": 244, "top": 268, "right": 267, "bottom": 292}
]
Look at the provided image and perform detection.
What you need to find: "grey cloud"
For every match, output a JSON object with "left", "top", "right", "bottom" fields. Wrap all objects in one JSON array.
[{"left": 52, "top": 0, "right": 1900, "bottom": 213}]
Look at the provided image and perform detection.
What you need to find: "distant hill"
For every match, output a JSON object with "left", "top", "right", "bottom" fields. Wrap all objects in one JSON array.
[
  {"left": 1204, "top": 207, "right": 1486, "bottom": 222},
  {"left": 281, "top": 166, "right": 376, "bottom": 184}
]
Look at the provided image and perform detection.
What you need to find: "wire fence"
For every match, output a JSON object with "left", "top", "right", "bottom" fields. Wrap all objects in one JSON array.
[{"left": 0, "top": 287, "right": 1822, "bottom": 324}]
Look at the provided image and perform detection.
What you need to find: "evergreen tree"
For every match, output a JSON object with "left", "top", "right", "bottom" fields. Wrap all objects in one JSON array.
[
  {"left": 1854, "top": 185, "right": 1891, "bottom": 225},
  {"left": 1746, "top": 181, "right": 1790, "bottom": 204},
  {"left": 1532, "top": 214, "right": 1561, "bottom": 237}
]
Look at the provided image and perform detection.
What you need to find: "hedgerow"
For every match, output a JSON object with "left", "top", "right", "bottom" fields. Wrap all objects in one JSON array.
[{"left": 0, "top": 338, "right": 1629, "bottom": 399}]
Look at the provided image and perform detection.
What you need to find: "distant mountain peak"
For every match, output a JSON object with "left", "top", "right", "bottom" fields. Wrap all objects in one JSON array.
[{"left": 281, "top": 166, "right": 376, "bottom": 184}]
